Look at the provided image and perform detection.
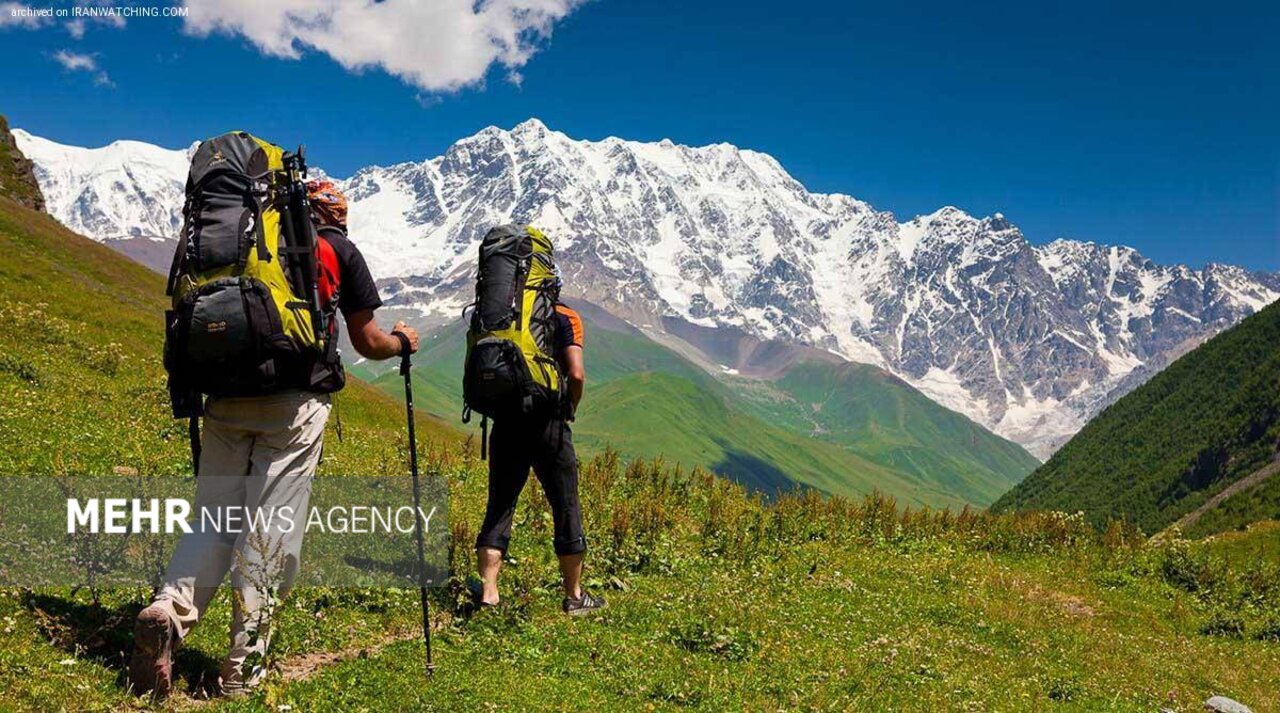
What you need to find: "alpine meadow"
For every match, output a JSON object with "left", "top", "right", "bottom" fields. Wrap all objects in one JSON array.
[
  {"left": 3, "top": 102, "right": 1280, "bottom": 707},
  {"left": 0, "top": 1, "right": 1278, "bottom": 710}
]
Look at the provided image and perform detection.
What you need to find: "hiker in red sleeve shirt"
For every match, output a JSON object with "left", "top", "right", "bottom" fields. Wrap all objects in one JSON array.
[{"left": 130, "top": 178, "right": 418, "bottom": 700}]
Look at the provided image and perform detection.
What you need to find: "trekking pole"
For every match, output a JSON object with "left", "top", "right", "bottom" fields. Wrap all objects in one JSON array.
[
  {"left": 396, "top": 332, "right": 436, "bottom": 677},
  {"left": 280, "top": 147, "right": 328, "bottom": 343}
]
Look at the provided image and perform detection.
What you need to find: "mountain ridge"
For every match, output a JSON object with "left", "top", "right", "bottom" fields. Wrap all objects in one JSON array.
[
  {"left": 993, "top": 299, "right": 1280, "bottom": 535},
  {"left": 14, "top": 120, "right": 1278, "bottom": 457}
]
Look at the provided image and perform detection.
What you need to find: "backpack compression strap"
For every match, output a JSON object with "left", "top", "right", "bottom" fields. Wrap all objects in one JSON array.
[{"left": 189, "top": 416, "right": 202, "bottom": 477}]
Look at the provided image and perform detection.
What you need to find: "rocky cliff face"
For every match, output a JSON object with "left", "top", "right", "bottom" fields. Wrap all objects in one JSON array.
[{"left": 0, "top": 116, "right": 46, "bottom": 212}]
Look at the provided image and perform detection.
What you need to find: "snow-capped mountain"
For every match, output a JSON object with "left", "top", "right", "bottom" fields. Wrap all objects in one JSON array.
[
  {"left": 12, "top": 128, "right": 191, "bottom": 243},
  {"left": 338, "top": 120, "right": 1278, "bottom": 457},
  {"left": 15, "top": 120, "right": 1279, "bottom": 457}
]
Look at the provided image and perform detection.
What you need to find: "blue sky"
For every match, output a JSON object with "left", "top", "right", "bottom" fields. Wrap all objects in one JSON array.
[{"left": 1, "top": 0, "right": 1276, "bottom": 270}]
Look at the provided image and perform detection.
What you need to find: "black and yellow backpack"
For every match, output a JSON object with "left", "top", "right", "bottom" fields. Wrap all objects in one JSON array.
[
  {"left": 163, "top": 132, "right": 333, "bottom": 425},
  {"left": 463, "top": 224, "right": 563, "bottom": 430}
]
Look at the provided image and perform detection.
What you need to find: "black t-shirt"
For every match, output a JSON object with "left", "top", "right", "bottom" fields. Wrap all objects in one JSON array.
[
  {"left": 319, "top": 226, "right": 383, "bottom": 317},
  {"left": 307, "top": 226, "right": 382, "bottom": 394},
  {"left": 552, "top": 302, "right": 584, "bottom": 361}
]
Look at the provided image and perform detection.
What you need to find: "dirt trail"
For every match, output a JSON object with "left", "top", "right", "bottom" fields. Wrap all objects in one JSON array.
[
  {"left": 172, "top": 628, "right": 421, "bottom": 708},
  {"left": 1168, "top": 457, "right": 1280, "bottom": 534},
  {"left": 277, "top": 630, "right": 418, "bottom": 683}
]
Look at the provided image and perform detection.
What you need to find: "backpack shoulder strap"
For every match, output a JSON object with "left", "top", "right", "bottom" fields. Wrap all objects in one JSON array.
[
  {"left": 166, "top": 176, "right": 196, "bottom": 297},
  {"left": 165, "top": 232, "right": 187, "bottom": 297}
]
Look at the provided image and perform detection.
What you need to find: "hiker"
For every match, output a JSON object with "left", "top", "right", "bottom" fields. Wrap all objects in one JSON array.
[
  {"left": 465, "top": 224, "right": 605, "bottom": 616},
  {"left": 131, "top": 133, "right": 418, "bottom": 699}
]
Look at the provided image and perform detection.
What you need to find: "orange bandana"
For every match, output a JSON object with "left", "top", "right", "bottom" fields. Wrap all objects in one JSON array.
[{"left": 306, "top": 178, "right": 348, "bottom": 230}]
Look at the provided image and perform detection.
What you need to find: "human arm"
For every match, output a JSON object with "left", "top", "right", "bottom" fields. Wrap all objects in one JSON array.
[
  {"left": 345, "top": 310, "right": 418, "bottom": 360},
  {"left": 325, "top": 231, "right": 416, "bottom": 360},
  {"left": 553, "top": 304, "right": 586, "bottom": 413},
  {"left": 561, "top": 344, "right": 585, "bottom": 410}
]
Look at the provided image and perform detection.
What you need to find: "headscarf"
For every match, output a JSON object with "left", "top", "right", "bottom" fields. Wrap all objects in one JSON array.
[{"left": 306, "top": 178, "right": 348, "bottom": 230}]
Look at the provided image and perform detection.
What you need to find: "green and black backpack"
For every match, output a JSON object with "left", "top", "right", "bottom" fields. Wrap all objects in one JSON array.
[
  {"left": 463, "top": 224, "right": 563, "bottom": 429},
  {"left": 164, "top": 132, "right": 335, "bottom": 424}
]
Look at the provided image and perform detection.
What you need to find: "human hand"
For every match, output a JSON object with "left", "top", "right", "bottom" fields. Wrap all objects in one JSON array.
[{"left": 391, "top": 321, "right": 419, "bottom": 354}]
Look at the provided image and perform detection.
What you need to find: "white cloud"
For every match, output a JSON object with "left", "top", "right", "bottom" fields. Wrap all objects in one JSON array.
[
  {"left": 67, "top": 11, "right": 124, "bottom": 39},
  {"left": 180, "top": 0, "right": 584, "bottom": 93},
  {"left": 51, "top": 49, "right": 96, "bottom": 71},
  {"left": 51, "top": 49, "right": 114, "bottom": 86},
  {"left": 1, "top": 1, "right": 125, "bottom": 35},
  {"left": 0, "top": 2, "right": 50, "bottom": 29}
]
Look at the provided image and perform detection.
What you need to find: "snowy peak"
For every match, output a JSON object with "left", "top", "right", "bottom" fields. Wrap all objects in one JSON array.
[
  {"left": 12, "top": 128, "right": 189, "bottom": 242},
  {"left": 14, "top": 119, "right": 1279, "bottom": 458},
  {"left": 333, "top": 120, "right": 1276, "bottom": 457},
  {"left": 510, "top": 117, "right": 551, "bottom": 138}
]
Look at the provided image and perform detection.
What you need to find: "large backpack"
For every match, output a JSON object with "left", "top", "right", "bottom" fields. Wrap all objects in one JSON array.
[
  {"left": 463, "top": 225, "right": 563, "bottom": 426},
  {"left": 164, "top": 131, "right": 333, "bottom": 422}
]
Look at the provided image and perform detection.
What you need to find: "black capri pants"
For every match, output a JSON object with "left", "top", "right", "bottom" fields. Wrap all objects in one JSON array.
[{"left": 475, "top": 416, "right": 587, "bottom": 556}]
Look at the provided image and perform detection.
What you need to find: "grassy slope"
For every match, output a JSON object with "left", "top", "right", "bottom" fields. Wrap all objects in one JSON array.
[
  {"left": 0, "top": 197, "right": 1278, "bottom": 710},
  {"left": 993, "top": 301, "right": 1280, "bottom": 535},
  {"left": 733, "top": 361, "right": 1039, "bottom": 504},
  {"left": 362, "top": 311, "right": 1035, "bottom": 507},
  {"left": 578, "top": 372, "right": 955, "bottom": 502}
]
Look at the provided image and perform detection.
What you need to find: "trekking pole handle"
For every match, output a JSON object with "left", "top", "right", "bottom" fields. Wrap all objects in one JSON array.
[{"left": 393, "top": 330, "right": 412, "bottom": 375}]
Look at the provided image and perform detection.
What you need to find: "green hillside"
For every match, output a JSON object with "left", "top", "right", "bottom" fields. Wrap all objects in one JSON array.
[
  {"left": 0, "top": 194, "right": 455, "bottom": 478},
  {"left": 993, "top": 300, "right": 1280, "bottom": 535},
  {"left": 578, "top": 372, "right": 965, "bottom": 503},
  {"left": 733, "top": 361, "right": 1039, "bottom": 505},
  {"left": 359, "top": 307, "right": 1036, "bottom": 507},
  {"left": 2, "top": 194, "right": 1280, "bottom": 710}
]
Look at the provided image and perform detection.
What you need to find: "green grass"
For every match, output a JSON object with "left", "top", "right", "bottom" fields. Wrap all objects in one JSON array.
[
  {"left": 994, "top": 300, "right": 1280, "bottom": 535},
  {"left": 6, "top": 457, "right": 1280, "bottom": 711},
  {"left": 1187, "top": 472, "right": 1280, "bottom": 539},
  {"left": 1, "top": 196, "right": 1278, "bottom": 711},
  {"left": 576, "top": 371, "right": 960, "bottom": 503},
  {"left": 1200, "top": 521, "right": 1280, "bottom": 570},
  {"left": 360, "top": 306, "right": 1036, "bottom": 507},
  {"left": 733, "top": 361, "right": 1040, "bottom": 504}
]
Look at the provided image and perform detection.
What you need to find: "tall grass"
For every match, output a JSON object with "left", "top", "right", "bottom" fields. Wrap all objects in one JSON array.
[{"left": 567, "top": 448, "right": 1280, "bottom": 641}]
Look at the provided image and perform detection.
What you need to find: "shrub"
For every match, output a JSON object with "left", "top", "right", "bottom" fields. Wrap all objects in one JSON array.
[
  {"left": 1199, "top": 610, "right": 1246, "bottom": 638},
  {"left": 84, "top": 342, "right": 124, "bottom": 376},
  {"left": 1253, "top": 619, "right": 1280, "bottom": 642},
  {"left": 1154, "top": 539, "right": 1220, "bottom": 594},
  {"left": 669, "top": 622, "right": 758, "bottom": 661},
  {"left": 0, "top": 353, "right": 38, "bottom": 384}
]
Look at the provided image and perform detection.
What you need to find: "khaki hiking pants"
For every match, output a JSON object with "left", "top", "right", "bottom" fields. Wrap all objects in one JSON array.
[{"left": 151, "top": 390, "right": 330, "bottom": 691}]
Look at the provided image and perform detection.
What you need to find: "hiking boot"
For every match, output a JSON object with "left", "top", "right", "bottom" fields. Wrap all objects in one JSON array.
[
  {"left": 218, "top": 679, "right": 258, "bottom": 699},
  {"left": 128, "top": 604, "right": 176, "bottom": 699},
  {"left": 562, "top": 590, "right": 607, "bottom": 616}
]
